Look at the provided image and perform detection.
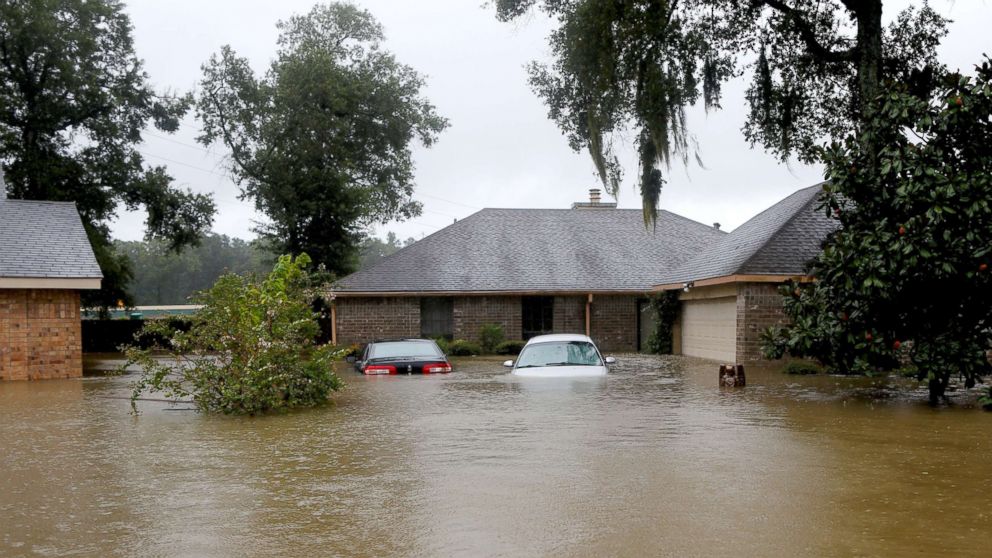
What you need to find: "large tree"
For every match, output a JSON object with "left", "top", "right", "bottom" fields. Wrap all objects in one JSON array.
[
  {"left": 0, "top": 0, "right": 215, "bottom": 308},
  {"left": 196, "top": 2, "right": 448, "bottom": 276},
  {"left": 496, "top": 0, "right": 947, "bottom": 222},
  {"left": 765, "top": 61, "right": 992, "bottom": 404}
]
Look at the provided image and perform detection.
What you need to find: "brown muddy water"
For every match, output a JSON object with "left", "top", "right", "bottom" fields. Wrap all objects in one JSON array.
[{"left": 1, "top": 355, "right": 991, "bottom": 557}]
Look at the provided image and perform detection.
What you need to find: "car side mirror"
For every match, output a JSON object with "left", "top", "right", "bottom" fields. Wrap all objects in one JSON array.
[
  {"left": 502, "top": 360, "right": 514, "bottom": 368},
  {"left": 604, "top": 356, "right": 616, "bottom": 364}
]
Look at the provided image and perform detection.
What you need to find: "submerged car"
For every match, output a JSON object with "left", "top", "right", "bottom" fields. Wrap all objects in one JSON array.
[
  {"left": 505, "top": 334, "right": 615, "bottom": 377},
  {"left": 355, "top": 339, "right": 452, "bottom": 375}
]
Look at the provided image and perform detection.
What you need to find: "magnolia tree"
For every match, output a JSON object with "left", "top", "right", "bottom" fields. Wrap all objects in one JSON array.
[
  {"left": 125, "top": 254, "right": 342, "bottom": 415},
  {"left": 764, "top": 59, "right": 992, "bottom": 405}
]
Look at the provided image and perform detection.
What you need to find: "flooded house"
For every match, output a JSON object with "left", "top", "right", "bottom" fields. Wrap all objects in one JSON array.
[
  {"left": 0, "top": 185, "right": 102, "bottom": 380},
  {"left": 330, "top": 189, "right": 726, "bottom": 353},
  {"left": 332, "top": 184, "right": 837, "bottom": 361},
  {"left": 654, "top": 183, "right": 838, "bottom": 362}
]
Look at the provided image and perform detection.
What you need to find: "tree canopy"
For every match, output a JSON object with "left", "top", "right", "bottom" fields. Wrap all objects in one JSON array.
[
  {"left": 0, "top": 0, "right": 215, "bottom": 308},
  {"left": 196, "top": 2, "right": 448, "bottom": 276},
  {"left": 497, "top": 0, "right": 947, "bottom": 222},
  {"left": 115, "top": 234, "right": 274, "bottom": 305},
  {"left": 764, "top": 59, "right": 992, "bottom": 404}
]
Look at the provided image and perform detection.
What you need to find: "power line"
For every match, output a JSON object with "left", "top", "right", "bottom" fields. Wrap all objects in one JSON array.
[
  {"left": 138, "top": 149, "right": 231, "bottom": 179},
  {"left": 417, "top": 192, "right": 481, "bottom": 210}
]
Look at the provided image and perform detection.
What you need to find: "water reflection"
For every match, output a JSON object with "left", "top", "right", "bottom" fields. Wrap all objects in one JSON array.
[{"left": 1, "top": 355, "right": 990, "bottom": 556}]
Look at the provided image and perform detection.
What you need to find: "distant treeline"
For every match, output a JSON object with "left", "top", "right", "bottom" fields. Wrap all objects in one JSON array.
[{"left": 116, "top": 232, "right": 415, "bottom": 305}]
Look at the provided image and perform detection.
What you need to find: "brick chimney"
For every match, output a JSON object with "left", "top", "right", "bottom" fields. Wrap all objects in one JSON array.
[{"left": 571, "top": 187, "right": 617, "bottom": 209}]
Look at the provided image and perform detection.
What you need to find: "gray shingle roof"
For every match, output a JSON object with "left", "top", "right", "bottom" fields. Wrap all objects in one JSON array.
[
  {"left": 336, "top": 208, "right": 725, "bottom": 293},
  {"left": 0, "top": 199, "right": 103, "bottom": 279},
  {"left": 655, "top": 183, "right": 839, "bottom": 286}
]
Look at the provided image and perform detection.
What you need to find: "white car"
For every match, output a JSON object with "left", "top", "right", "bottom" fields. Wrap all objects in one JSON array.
[{"left": 505, "top": 334, "right": 615, "bottom": 377}]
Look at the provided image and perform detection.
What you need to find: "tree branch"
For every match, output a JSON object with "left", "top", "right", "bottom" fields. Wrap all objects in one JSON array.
[{"left": 753, "top": 0, "right": 858, "bottom": 64}]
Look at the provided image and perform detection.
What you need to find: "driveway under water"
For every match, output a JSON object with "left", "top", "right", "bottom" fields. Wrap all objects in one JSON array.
[{"left": 1, "top": 354, "right": 990, "bottom": 557}]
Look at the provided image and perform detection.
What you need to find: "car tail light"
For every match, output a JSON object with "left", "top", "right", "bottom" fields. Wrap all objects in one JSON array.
[
  {"left": 364, "top": 365, "right": 396, "bottom": 375},
  {"left": 422, "top": 363, "right": 451, "bottom": 374}
]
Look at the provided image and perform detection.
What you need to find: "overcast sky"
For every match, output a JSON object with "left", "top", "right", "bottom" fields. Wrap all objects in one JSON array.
[{"left": 115, "top": 0, "right": 991, "bottom": 242}]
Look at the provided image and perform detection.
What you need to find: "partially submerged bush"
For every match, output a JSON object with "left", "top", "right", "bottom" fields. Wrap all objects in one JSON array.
[
  {"left": 783, "top": 361, "right": 824, "bottom": 375},
  {"left": 432, "top": 336, "right": 451, "bottom": 355},
  {"left": 123, "top": 254, "right": 343, "bottom": 415},
  {"left": 479, "top": 323, "right": 505, "bottom": 353},
  {"left": 447, "top": 339, "right": 482, "bottom": 356},
  {"left": 495, "top": 340, "right": 526, "bottom": 355}
]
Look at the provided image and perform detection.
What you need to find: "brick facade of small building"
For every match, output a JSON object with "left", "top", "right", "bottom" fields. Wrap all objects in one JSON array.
[
  {"left": 335, "top": 294, "right": 642, "bottom": 352},
  {"left": 0, "top": 289, "right": 83, "bottom": 380},
  {"left": 736, "top": 282, "right": 789, "bottom": 362}
]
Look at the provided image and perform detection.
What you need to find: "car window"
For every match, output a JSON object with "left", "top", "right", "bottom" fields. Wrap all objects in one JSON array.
[
  {"left": 516, "top": 341, "right": 602, "bottom": 367},
  {"left": 369, "top": 341, "right": 443, "bottom": 359}
]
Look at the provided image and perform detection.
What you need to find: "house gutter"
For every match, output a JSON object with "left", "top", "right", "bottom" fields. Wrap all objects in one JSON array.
[{"left": 652, "top": 274, "right": 812, "bottom": 291}]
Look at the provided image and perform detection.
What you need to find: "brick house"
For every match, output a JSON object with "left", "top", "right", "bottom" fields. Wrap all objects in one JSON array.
[
  {"left": 653, "top": 183, "right": 838, "bottom": 362},
  {"left": 0, "top": 189, "right": 102, "bottom": 380},
  {"left": 331, "top": 191, "right": 725, "bottom": 352}
]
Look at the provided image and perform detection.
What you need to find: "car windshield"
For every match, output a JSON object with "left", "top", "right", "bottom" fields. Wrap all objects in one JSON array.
[
  {"left": 515, "top": 341, "right": 602, "bottom": 368},
  {"left": 368, "top": 341, "right": 443, "bottom": 360}
]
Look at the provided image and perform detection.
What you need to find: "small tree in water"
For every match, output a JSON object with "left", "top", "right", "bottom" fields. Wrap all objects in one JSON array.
[{"left": 125, "top": 254, "right": 342, "bottom": 414}]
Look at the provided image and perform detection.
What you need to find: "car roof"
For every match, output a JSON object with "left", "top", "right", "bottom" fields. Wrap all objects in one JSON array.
[
  {"left": 370, "top": 338, "right": 435, "bottom": 343},
  {"left": 523, "top": 334, "right": 595, "bottom": 345}
]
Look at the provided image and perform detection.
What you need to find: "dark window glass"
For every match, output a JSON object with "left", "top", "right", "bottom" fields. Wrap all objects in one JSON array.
[
  {"left": 420, "top": 297, "right": 453, "bottom": 339},
  {"left": 521, "top": 296, "right": 554, "bottom": 339}
]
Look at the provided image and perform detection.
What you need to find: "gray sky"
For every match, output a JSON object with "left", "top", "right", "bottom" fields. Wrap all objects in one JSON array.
[{"left": 115, "top": 0, "right": 992, "bottom": 242}]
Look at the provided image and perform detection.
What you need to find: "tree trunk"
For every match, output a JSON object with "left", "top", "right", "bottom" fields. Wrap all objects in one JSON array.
[
  {"left": 854, "top": 1, "right": 884, "bottom": 121},
  {"left": 928, "top": 372, "right": 949, "bottom": 406}
]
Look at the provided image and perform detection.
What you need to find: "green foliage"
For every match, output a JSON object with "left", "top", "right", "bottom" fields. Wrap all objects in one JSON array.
[
  {"left": 358, "top": 232, "right": 416, "bottom": 271},
  {"left": 765, "top": 60, "right": 992, "bottom": 404},
  {"left": 479, "top": 324, "right": 506, "bottom": 354},
  {"left": 195, "top": 3, "right": 447, "bottom": 276},
  {"left": 431, "top": 337, "right": 451, "bottom": 355},
  {"left": 979, "top": 388, "right": 992, "bottom": 411},
  {"left": 495, "top": 340, "right": 527, "bottom": 356},
  {"left": 783, "top": 361, "right": 824, "bottom": 376},
  {"left": 497, "top": 1, "right": 947, "bottom": 222},
  {"left": 646, "top": 291, "right": 680, "bottom": 354},
  {"left": 447, "top": 340, "right": 482, "bottom": 357},
  {"left": 0, "top": 0, "right": 215, "bottom": 310},
  {"left": 124, "top": 254, "right": 343, "bottom": 415},
  {"left": 115, "top": 234, "right": 274, "bottom": 305}
]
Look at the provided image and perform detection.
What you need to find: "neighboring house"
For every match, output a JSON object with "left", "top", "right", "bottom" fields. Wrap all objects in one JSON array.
[
  {"left": 331, "top": 190, "right": 726, "bottom": 352},
  {"left": 653, "top": 183, "right": 838, "bottom": 362},
  {"left": 0, "top": 186, "right": 102, "bottom": 380}
]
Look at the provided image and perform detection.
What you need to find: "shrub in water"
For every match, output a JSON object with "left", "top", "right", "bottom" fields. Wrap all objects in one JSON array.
[
  {"left": 495, "top": 340, "right": 526, "bottom": 355},
  {"left": 123, "top": 254, "right": 343, "bottom": 415},
  {"left": 432, "top": 337, "right": 451, "bottom": 355},
  {"left": 479, "top": 323, "right": 505, "bottom": 354},
  {"left": 448, "top": 339, "right": 482, "bottom": 356}
]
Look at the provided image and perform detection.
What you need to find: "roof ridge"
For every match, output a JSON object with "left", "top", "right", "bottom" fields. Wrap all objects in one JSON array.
[
  {"left": 0, "top": 198, "right": 79, "bottom": 206},
  {"left": 736, "top": 183, "right": 826, "bottom": 273}
]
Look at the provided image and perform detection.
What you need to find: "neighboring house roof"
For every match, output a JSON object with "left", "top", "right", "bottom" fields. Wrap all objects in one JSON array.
[
  {"left": 335, "top": 208, "right": 725, "bottom": 295},
  {"left": 0, "top": 199, "right": 103, "bottom": 288},
  {"left": 655, "top": 183, "right": 839, "bottom": 289}
]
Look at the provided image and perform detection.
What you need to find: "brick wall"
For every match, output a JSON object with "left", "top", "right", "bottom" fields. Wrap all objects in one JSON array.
[
  {"left": 735, "top": 282, "right": 789, "bottom": 362},
  {"left": 553, "top": 296, "right": 586, "bottom": 335},
  {"left": 453, "top": 296, "right": 522, "bottom": 341},
  {"left": 335, "top": 297, "right": 419, "bottom": 345},
  {"left": 590, "top": 295, "right": 638, "bottom": 352},
  {"left": 335, "top": 294, "right": 644, "bottom": 351},
  {"left": 0, "top": 289, "right": 82, "bottom": 381}
]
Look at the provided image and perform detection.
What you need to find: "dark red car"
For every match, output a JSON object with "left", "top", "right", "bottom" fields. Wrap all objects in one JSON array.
[{"left": 354, "top": 339, "right": 452, "bottom": 375}]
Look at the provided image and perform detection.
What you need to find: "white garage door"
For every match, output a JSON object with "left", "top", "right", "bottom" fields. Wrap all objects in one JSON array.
[{"left": 681, "top": 297, "right": 737, "bottom": 362}]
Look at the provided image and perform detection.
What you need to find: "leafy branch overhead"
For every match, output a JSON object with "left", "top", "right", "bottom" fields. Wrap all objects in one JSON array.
[
  {"left": 195, "top": 2, "right": 448, "bottom": 276},
  {"left": 498, "top": 0, "right": 947, "bottom": 223}
]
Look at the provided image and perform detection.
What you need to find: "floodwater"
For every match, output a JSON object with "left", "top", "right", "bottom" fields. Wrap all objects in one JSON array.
[{"left": 2, "top": 355, "right": 991, "bottom": 557}]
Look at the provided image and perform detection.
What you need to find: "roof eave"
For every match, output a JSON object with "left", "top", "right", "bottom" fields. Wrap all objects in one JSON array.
[
  {"left": 0, "top": 277, "right": 102, "bottom": 290},
  {"left": 653, "top": 273, "right": 812, "bottom": 291}
]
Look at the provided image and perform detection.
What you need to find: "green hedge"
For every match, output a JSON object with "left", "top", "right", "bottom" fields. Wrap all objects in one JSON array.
[{"left": 495, "top": 340, "right": 526, "bottom": 355}]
